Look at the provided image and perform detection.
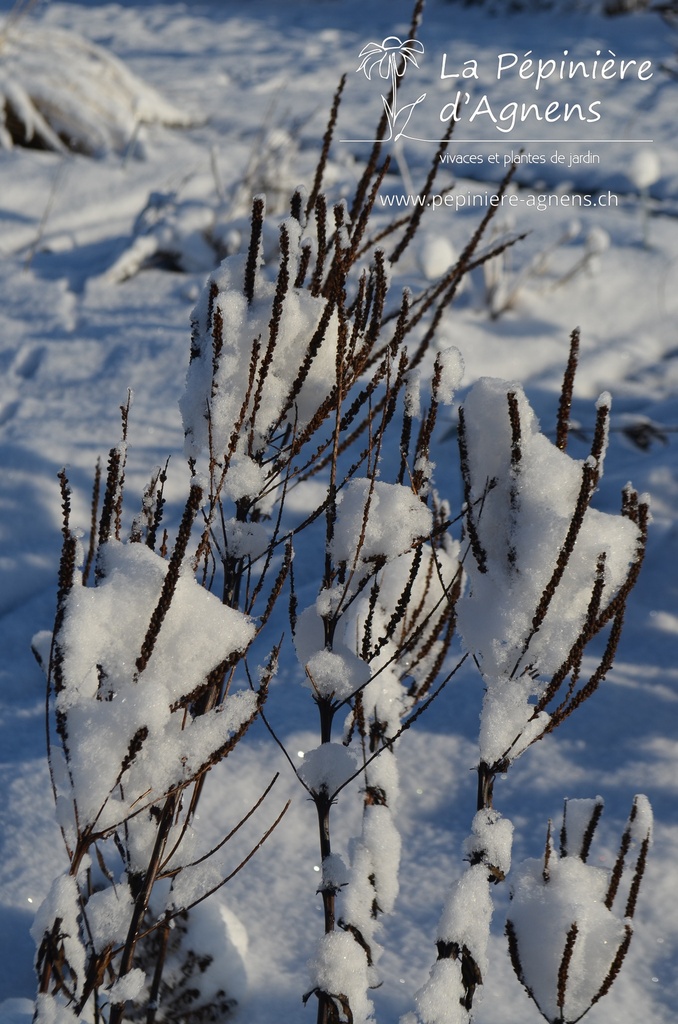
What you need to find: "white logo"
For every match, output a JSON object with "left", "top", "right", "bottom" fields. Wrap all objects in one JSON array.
[{"left": 356, "top": 36, "right": 426, "bottom": 141}]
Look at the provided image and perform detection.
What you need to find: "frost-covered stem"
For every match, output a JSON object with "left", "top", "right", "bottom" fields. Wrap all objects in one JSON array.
[
  {"left": 317, "top": 988, "right": 333, "bottom": 1024},
  {"left": 135, "top": 483, "right": 203, "bottom": 676},
  {"left": 146, "top": 915, "right": 171, "bottom": 1024},
  {"left": 316, "top": 695, "right": 338, "bottom": 936},
  {"left": 556, "top": 328, "right": 580, "bottom": 452},
  {"left": 221, "top": 496, "right": 249, "bottom": 609},
  {"left": 477, "top": 760, "right": 496, "bottom": 812},
  {"left": 306, "top": 76, "right": 346, "bottom": 218},
  {"left": 316, "top": 789, "right": 336, "bottom": 936},
  {"left": 108, "top": 794, "right": 177, "bottom": 1024},
  {"left": 408, "top": 724, "right": 514, "bottom": 1021},
  {"left": 36, "top": 919, "right": 62, "bottom": 998},
  {"left": 410, "top": 810, "right": 512, "bottom": 1023},
  {"left": 311, "top": 688, "right": 344, "bottom": 1024}
]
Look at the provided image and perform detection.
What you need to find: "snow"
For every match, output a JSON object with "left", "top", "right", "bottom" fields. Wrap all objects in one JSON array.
[
  {"left": 456, "top": 377, "right": 641, "bottom": 764},
  {"left": 331, "top": 479, "right": 433, "bottom": 566},
  {"left": 181, "top": 240, "right": 341, "bottom": 468},
  {"left": 436, "top": 864, "right": 494, "bottom": 972},
  {"left": 105, "top": 970, "right": 146, "bottom": 1005},
  {"left": 84, "top": 884, "right": 135, "bottom": 953},
  {"left": 419, "top": 237, "right": 457, "bottom": 282},
  {"left": 433, "top": 347, "right": 465, "bottom": 406},
  {"left": 0, "top": 21, "right": 191, "bottom": 156},
  {"left": 464, "top": 810, "right": 514, "bottom": 879},
  {"left": 32, "top": 996, "right": 78, "bottom": 1024},
  {"left": 508, "top": 794, "right": 654, "bottom": 1024},
  {"left": 297, "top": 742, "right": 359, "bottom": 795},
  {"left": 347, "top": 804, "right": 403, "bottom": 916},
  {"left": 407, "top": 960, "right": 468, "bottom": 1024},
  {"left": 308, "top": 929, "right": 374, "bottom": 1024},
  {"left": 54, "top": 539, "right": 257, "bottom": 830},
  {"left": 509, "top": 855, "right": 628, "bottom": 1021},
  {"left": 321, "top": 853, "right": 350, "bottom": 893},
  {"left": 628, "top": 792, "right": 653, "bottom": 843},
  {"left": 294, "top": 603, "right": 372, "bottom": 699},
  {"left": 0, "top": 2, "right": 677, "bottom": 1024},
  {"left": 560, "top": 795, "right": 604, "bottom": 858},
  {"left": 629, "top": 149, "right": 661, "bottom": 192},
  {"left": 29, "top": 876, "right": 85, "bottom": 999}
]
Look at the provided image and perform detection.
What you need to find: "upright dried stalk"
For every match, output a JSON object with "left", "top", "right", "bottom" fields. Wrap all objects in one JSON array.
[{"left": 406, "top": 345, "right": 649, "bottom": 1024}]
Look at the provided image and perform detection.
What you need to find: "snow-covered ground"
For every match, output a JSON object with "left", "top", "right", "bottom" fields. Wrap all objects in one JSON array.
[{"left": 0, "top": 1, "right": 676, "bottom": 1022}]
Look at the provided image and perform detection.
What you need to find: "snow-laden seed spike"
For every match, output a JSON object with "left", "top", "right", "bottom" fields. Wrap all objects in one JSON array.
[
  {"left": 361, "top": 577, "right": 380, "bottom": 661},
  {"left": 351, "top": 690, "right": 366, "bottom": 743},
  {"left": 120, "top": 391, "right": 131, "bottom": 443},
  {"left": 57, "top": 468, "right": 72, "bottom": 541},
  {"left": 294, "top": 239, "right": 312, "bottom": 289},
  {"left": 408, "top": 0, "right": 426, "bottom": 40},
  {"left": 525, "top": 458, "right": 597, "bottom": 642},
  {"left": 344, "top": 157, "right": 390, "bottom": 267},
  {"left": 458, "top": 407, "right": 489, "bottom": 574},
  {"left": 120, "top": 726, "right": 149, "bottom": 775},
  {"left": 507, "top": 391, "right": 522, "bottom": 572},
  {"left": 97, "top": 446, "right": 122, "bottom": 557},
  {"left": 53, "top": 478, "right": 78, "bottom": 702},
  {"left": 369, "top": 249, "right": 388, "bottom": 339},
  {"left": 544, "top": 819, "right": 553, "bottom": 882},
  {"left": 82, "top": 458, "right": 102, "bottom": 586},
  {"left": 579, "top": 797, "right": 604, "bottom": 863},
  {"left": 248, "top": 222, "right": 291, "bottom": 443},
  {"left": 560, "top": 802, "right": 569, "bottom": 859},
  {"left": 306, "top": 73, "right": 346, "bottom": 217},
  {"left": 605, "top": 816, "right": 632, "bottom": 911},
  {"left": 348, "top": 110, "right": 389, "bottom": 225},
  {"left": 290, "top": 186, "right": 305, "bottom": 224},
  {"left": 625, "top": 832, "right": 650, "bottom": 920},
  {"left": 594, "top": 507, "right": 647, "bottom": 633},
  {"left": 407, "top": 602, "right": 457, "bottom": 702},
  {"left": 274, "top": 297, "right": 336, "bottom": 432},
  {"left": 556, "top": 327, "right": 580, "bottom": 451},
  {"left": 505, "top": 919, "right": 529, "bottom": 991},
  {"left": 507, "top": 391, "right": 522, "bottom": 468},
  {"left": 258, "top": 539, "right": 293, "bottom": 632},
  {"left": 412, "top": 361, "right": 441, "bottom": 495},
  {"left": 373, "top": 542, "right": 424, "bottom": 661},
  {"left": 135, "top": 483, "right": 203, "bottom": 677},
  {"left": 534, "top": 553, "right": 607, "bottom": 719},
  {"left": 311, "top": 193, "right": 327, "bottom": 296},
  {"left": 210, "top": 306, "right": 224, "bottom": 400},
  {"left": 558, "top": 606, "right": 625, "bottom": 725},
  {"left": 244, "top": 195, "right": 265, "bottom": 305},
  {"left": 624, "top": 798, "right": 652, "bottom": 919},
  {"left": 146, "top": 460, "right": 169, "bottom": 554},
  {"left": 359, "top": 281, "right": 409, "bottom": 377},
  {"left": 345, "top": 270, "right": 368, "bottom": 361},
  {"left": 590, "top": 398, "right": 610, "bottom": 477},
  {"left": 556, "top": 922, "right": 578, "bottom": 1011},
  {"left": 590, "top": 924, "right": 633, "bottom": 1008},
  {"left": 390, "top": 113, "right": 455, "bottom": 265},
  {"left": 207, "top": 279, "right": 218, "bottom": 334},
  {"left": 621, "top": 482, "right": 638, "bottom": 519}
]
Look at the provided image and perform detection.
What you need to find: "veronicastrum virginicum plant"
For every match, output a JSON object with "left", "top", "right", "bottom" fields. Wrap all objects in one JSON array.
[{"left": 31, "top": 2, "right": 652, "bottom": 1022}]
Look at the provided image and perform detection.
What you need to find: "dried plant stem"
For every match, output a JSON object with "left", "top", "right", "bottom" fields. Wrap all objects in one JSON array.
[
  {"left": 556, "top": 328, "right": 580, "bottom": 451},
  {"left": 107, "top": 795, "right": 177, "bottom": 1024}
]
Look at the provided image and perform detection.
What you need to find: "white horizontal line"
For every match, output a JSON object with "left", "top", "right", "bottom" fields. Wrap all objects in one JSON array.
[{"left": 340, "top": 138, "right": 655, "bottom": 144}]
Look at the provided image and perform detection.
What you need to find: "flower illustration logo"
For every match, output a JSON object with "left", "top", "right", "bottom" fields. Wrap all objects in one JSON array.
[
  {"left": 357, "top": 36, "right": 426, "bottom": 141},
  {"left": 357, "top": 36, "right": 424, "bottom": 80}
]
